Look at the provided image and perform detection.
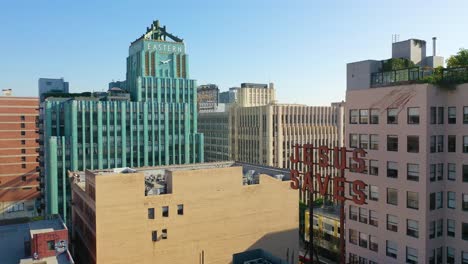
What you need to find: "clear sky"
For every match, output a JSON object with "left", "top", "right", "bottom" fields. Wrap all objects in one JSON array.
[{"left": 1, "top": 0, "right": 467, "bottom": 105}]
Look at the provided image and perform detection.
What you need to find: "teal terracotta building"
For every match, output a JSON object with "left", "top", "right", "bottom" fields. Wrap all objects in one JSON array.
[{"left": 41, "top": 21, "right": 204, "bottom": 221}]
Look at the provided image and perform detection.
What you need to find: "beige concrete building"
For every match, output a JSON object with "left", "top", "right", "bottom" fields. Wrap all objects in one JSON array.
[
  {"left": 237, "top": 83, "right": 276, "bottom": 107},
  {"left": 345, "top": 38, "right": 468, "bottom": 264},
  {"left": 70, "top": 162, "right": 298, "bottom": 264}
]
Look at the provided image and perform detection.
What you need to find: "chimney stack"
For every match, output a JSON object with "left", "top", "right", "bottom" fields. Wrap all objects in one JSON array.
[{"left": 432, "top": 37, "right": 437, "bottom": 57}]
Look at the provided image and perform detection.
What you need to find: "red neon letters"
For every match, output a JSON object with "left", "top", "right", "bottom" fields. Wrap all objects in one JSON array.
[{"left": 289, "top": 145, "right": 367, "bottom": 205}]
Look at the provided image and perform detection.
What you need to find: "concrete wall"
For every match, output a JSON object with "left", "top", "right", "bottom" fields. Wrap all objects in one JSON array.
[
  {"left": 88, "top": 166, "right": 298, "bottom": 264},
  {"left": 346, "top": 60, "right": 381, "bottom": 91}
]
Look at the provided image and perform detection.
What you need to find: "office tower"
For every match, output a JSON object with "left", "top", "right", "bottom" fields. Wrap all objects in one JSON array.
[
  {"left": 40, "top": 20, "right": 204, "bottom": 222},
  {"left": 0, "top": 95, "right": 40, "bottom": 220},
  {"left": 70, "top": 162, "right": 298, "bottom": 264},
  {"left": 38, "top": 78, "right": 69, "bottom": 101},
  {"left": 237, "top": 83, "right": 275, "bottom": 107},
  {"left": 197, "top": 84, "right": 219, "bottom": 112},
  {"left": 345, "top": 38, "right": 468, "bottom": 263},
  {"left": 198, "top": 109, "right": 230, "bottom": 161},
  {"left": 219, "top": 87, "right": 240, "bottom": 104}
]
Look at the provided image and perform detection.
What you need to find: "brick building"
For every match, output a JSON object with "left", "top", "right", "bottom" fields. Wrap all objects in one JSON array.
[{"left": 0, "top": 95, "right": 40, "bottom": 220}]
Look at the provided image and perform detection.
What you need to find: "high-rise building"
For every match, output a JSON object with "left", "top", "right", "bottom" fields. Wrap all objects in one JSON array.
[
  {"left": 219, "top": 87, "right": 240, "bottom": 104},
  {"left": 40, "top": 20, "right": 203, "bottom": 222},
  {"left": 197, "top": 84, "right": 219, "bottom": 112},
  {"left": 198, "top": 109, "right": 230, "bottom": 161},
  {"left": 345, "top": 38, "right": 468, "bottom": 263},
  {"left": 0, "top": 95, "right": 40, "bottom": 220},
  {"left": 38, "top": 78, "right": 69, "bottom": 101},
  {"left": 237, "top": 83, "right": 276, "bottom": 107},
  {"left": 69, "top": 162, "right": 298, "bottom": 264}
]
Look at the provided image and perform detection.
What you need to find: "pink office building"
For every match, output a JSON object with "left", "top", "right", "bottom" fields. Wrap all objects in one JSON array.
[{"left": 345, "top": 38, "right": 468, "bottom": 263}]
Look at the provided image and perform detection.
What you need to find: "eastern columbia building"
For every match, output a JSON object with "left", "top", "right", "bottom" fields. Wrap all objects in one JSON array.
[{"left": 39, "top": 21, "right": 204, "bottom": 222}]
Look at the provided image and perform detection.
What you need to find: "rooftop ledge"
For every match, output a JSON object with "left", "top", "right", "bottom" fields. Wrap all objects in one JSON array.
[{"left": 370, "top": 66, "right": 468, "bottom": 89}]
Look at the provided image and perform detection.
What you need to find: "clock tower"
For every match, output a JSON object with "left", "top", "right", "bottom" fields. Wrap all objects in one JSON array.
[{"left": 126, "top": 20, "right": 192, "bottom": 102}]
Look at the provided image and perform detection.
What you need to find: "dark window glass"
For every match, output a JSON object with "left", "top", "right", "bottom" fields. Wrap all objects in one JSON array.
[
  {"left": 438, "top": 107, "right": 444, "bottom": 124},
  {"left": 448, "top": 135, "right": 456, "bottom": 152},
  {"left": 387, "top": 135, "right": 398, "bottom": 151},
  {"left": 407, "top": 136, "right": 419, "bottom": 153},
  {"left": 448, "top": 107, "right": 456, "bottom": 124},
  {"left": 387, "top": 108, "right": 398, "bottom": 124},
  {"left": 370, "top": 109, "right": 379, "bottom": 124},
  {"left": 47, "top": 240, "right": 55, "bottom": 250},
  {"left": 464, "top": 165, "right": 468, "bottom": 182},
  {"left": 177, "top": 204, "right": 184, "bottom": 215},
  {"left": 162, "top": 206, "right": 169, "bottom": 217},
  {"left": 462, "top": 223, "right": 468, "bottom": 241},
  {"left": 407, "top": 107, "right": 420, "bottom": 124},
  {"left": 148, "top": 208, "right": 155, "bottom": 219},
  {"left": 387, "top": 161, "right": 398, "bottom": 178},
  {"left": 350, "top": 110, "right": 358, "bottom": 124},
  {"left": 387, "top": 188, "right": 398, "bottom": 205},
  {"left": 430, "top": 107, "right": 437, "bottom": 124},
  {"left": 152, "top": 231, "right": 158, "bottom": 241}
]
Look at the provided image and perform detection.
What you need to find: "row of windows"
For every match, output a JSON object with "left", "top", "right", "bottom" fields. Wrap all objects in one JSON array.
[
  {"left": 429, "top": 192, "right": 468, "bottom": 211},
  {"left": 350, "top": 106, "right": 468, "bottom": 125},
  {"left": 147, "top": 204, "right": 184, "bottom": 219}
]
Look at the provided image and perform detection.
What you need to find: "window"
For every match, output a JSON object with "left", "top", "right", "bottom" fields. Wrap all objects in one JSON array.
[
  {"left": 162, "top": 206, "right": 169, "bottom": 217},
  {"left": 446, "top": 247, "right": 455, "bottom": 264},
  {"left": 21, "top": 149, "right": 26, "bottom": 154},
  {"left": 387, "top": 135, "right": 398, "bottom": 151},
  {"left": 387, "top": 214, "right": 398, "bottom": 232},
  {"left": 386, "top": 240, "right": 397, "bottom": 258},
  {"left": 448, "top": 191, "right": 456, "bottom": 209},
  {"left": 370, "top": 134, "right": 379, "bottom": 150},
  {"left": 464, "top": 165, "right": 468, "bottom": 182},
  {"left": 349, "top": 229, "right": 358, "bottom": 244},
  {"left": 430, "top": 107, "right": 437, "bottom": 124},
  {"left": 349, "top": 253, "right": 358, "bottom": 264},
  {"left": 359, "top": 208, "right": 368, "bottom": 224},
  {"left": 437, "top": 135, "right": 444, "bottom": 152},
  {"left": 387, "top": 161, "right": 398, "bottom": 178},
  {"left": 387, "top": 108, "right": 398, "bottom": 124},
  {"left": 463, "top": 194, "right": 468, "bottom": 211},
  {"left": 21, "top": 131, "right": 25, "bottom": 136},
  {"left": 369, "top": 210, "right": 378, "bottom": 227},
  {"left": 350, "top": 110, "right": 359, "bottom": 124},
  {"left": 359, "top": 257, "right": 367, "bottom": 264},
  {"left": 464, "top": 136, "right": 468, "bottom": 153},
  {"left": 387, "top": 188, "right": 398, "bottom": 205},
  {"left": 20, "top": 115, "right": 25, "bottom": 121},
  {"left": 407, "top": 136, "right": 419, "bottom": 153},
  {"left": 438, "top": 107, "right": 444, "bottom": 124},
  {"left": 407, "top": 191, "right": 419, "bottom": 210},
  {"left": 430, "top": 193, "right": 436, "bottom": 210},
  {"left": 407, "top": 163, "right": 419, "bottom": 181},
  {"left": 369, "top": 235, "right": 378, "bottom": 252},
  {"left": 430, "top": 164, "right": 436, "bottom": 182},
  {"left": 152, "top": 230, "right": 158, "bottom": 241},
  {"left": 462, "top": 223, "right": 468, "bottom": 240},
  {"left": 370, "top": 109, "right": 379, "bottom": 124},
  {"left": 448, "top": 107, "right": 456, "bottom": 124},
  {"left": 464, "top": 106, "right": 468, "bottom": 124},
  {"left": 407, "top": 107, "right": 420, "bottom": 124},
  {"left": 359, "top": 134, "right": 368, "bottom": 149},
  {"left": 436, "top": 192, "right": 443, "bottom": 209},
  {"left": 177, "top": 204, "right": 184, "bottom": 215},
  {"left": 437, "top": 219, "right": 443, "bottom": 237},
  {"left": 369, "top": 160, "right": 378, "bottom": 175},
  {"left": 21, "top": 140, "right": 25, "bottom": 145},
  {"left": 406, "top": 247, "right": 418, "bottom": 264},
  {"left": 148, "top": 208, "right": 155, "bottom": 219},
  {"left": 430, "top": 136, "right": 437, "bottom": 153},
  {"left": 437, "top": 247, "right": 442, "bottom": 264},
  {"left": 162, "top": 229, "right": 167, "bottom": 239},
  {"left": 369, "top": 185, "right": 379, "bottom": 201},
  {"left": 437, "top": 163, "right": 444, "bottom": 181},
  {"left": 429, "top": 220, "right": 435, "bottom": 239},
  {"left": 359, "top": 109, "right": 369, "bottom": 124},
  {"left": 407, "top": 219, "right": 419, "bottom": 238},
  {"left": 463, "top": 251, "right": 468, "bottom": 264},
  {"left": 359, "top": 232, "right": 368, "bottom": 248},
  {"left": 22, "top": 164, "right": 26, "bottom": 169},
  {"left": 21, "top": 123, "right": 25, "bottom": 128},
  {"left": 447, "top": 219, "right": 455, "bottom": 237},
  {"left": 448, "top": 135, "right": 456, "bottom": 152},
  {"left": 350, "top": 134, "right": 358, "bottom": 148},
  {"left": 47, "top": 240, "right": 55, "bottom": 250},
  {"left": 349, "top": 205, "right": 358, "bottom": 221},
  {"left": 448, "top": 163, "right": 456, "bottom": 180}
]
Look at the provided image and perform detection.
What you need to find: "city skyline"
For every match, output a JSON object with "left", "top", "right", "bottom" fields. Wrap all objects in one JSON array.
[{"left": 1, "top": 0, "right": 468, "bottom": 105}]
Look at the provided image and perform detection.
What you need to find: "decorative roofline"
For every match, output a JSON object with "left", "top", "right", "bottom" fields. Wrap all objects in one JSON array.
[{"left": 131, "top": 20, "right": 183, "bottom": 45}]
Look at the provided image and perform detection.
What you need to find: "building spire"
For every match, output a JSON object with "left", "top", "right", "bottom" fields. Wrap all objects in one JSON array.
[{"left": 139, "top": 20, "right": 183, "bottom": 43}]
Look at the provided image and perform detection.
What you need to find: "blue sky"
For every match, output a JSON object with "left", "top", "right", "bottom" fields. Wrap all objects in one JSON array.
[{"left": 0, "top": 0, "right": 467, "bottom": 105}]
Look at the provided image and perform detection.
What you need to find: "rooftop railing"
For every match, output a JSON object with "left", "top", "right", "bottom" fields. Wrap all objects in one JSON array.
[{"left": 370, "top": 66, "right": 468, "bottom": 88}]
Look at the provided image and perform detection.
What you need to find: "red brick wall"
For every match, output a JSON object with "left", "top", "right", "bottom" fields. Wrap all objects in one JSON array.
[
  {"left": 0, "top": 97, "right": 40, "bottom": 203},
  {"left": 31, "top": 229, "right": 69, "bottom": 258}
]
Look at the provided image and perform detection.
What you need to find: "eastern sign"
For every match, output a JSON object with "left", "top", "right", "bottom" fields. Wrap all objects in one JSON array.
[{"left": 289, "top": 145, "right": 367, "bottom": 205}]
